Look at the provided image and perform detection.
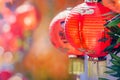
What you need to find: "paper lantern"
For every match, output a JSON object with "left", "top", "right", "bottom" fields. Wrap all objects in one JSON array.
[
  {"left": 11, "top": 2, "right": 40, "bottom": 37},
  {"left": 49, "top": 8, "right": 84, "bottom": 55},
  {"left": 16, "top": 2, "right": 40, "bottom": 30},
  {"left": 65, "top": 1, "right": 114, "bottom": 57}
]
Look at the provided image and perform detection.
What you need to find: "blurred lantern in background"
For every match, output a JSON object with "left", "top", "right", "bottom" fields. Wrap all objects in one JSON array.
[
  {"left": 49, "top": 8, "right": 84, "bottom": 56},
  {"left": 7, "top": 1, "right": 41, "bottom": 54},
  {"left": 10, "top": 1, "right": 40, "bottom": 37},
  {"left": 65, "top": 0, "right": 114, "bottom": 58},
  {"left": 102, "top": 0, "right": 120, "bottom": 13},
  {"left": 0, "top": 71, "right": 12, "bottom": 80},
  {"left": 15, "top": 2, "right": 40, "bottom": 31},
  {"left": 0, "top": 1, "right": 41, "bottom": 80}
]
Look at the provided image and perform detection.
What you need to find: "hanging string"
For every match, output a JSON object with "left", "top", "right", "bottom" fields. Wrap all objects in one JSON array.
[
  {"left": 90, "top": 57, "right": 100, "bottom": 80},
  {"left": 96, "top": 61, "right": 100, "bottom": 78}
]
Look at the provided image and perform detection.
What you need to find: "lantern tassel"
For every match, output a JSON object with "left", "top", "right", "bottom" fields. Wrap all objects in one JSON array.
[
  {"left": 84, "top": 54, "right": 88, "bottom": 80},
  {"left": 80, "top": 54, "right": 88, "bottom": 80}
]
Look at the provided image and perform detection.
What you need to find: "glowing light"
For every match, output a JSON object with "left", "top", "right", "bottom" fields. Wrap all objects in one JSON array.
[
  {"left": 9, "top": 75, "right": 22, "bottom": 80},
  {"left": 24, "top": 17, "right": 32, "bottom": 26},
  {"left": 3, "top": 24, "right": 11, "bottom": 33},
  {"left": 3, "top": 51, "right": 13, "bottom": 63},
  {"left": 118, "top": 0, "right": 120, "bottom": 4}
]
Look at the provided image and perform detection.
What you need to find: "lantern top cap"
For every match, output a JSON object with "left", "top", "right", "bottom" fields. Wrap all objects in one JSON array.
[{"left": 84, "top": 0, "right": 98, "bottom": 2}]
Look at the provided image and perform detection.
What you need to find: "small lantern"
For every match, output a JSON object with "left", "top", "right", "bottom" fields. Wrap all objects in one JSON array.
[
  {"left": 49, "top": 8, "right": 84, "bottom": 55},
  {"left": 65, "top": 0, "right": 114, "bottom": 58},
  {"left": 11, "top": 2, "right": 40, "bottom": 37}
]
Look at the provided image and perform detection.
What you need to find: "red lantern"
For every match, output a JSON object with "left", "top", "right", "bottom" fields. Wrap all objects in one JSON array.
[
  {"left": 11, "top": 2, "right": 40, "bottom": 36},
  {"left": 65, "top": 1, "right": 113, "bottom": 57},
  {"left": 49, "top": 9, "right": 84, "bottom": 55}
]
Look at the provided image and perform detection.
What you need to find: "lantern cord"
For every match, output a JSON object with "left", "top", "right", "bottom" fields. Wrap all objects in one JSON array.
[
  {"left": 96, "top": 61, "right": 100, "bottom": 78},
  {"left": 71, "top": 58, "right": 74, "bottom": 75},
  {"left": 91, "top": 60, "right": 96, "bottom": 80},
  {"left": 91, "top": 57, "right": 100, "bottom": 80}
]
